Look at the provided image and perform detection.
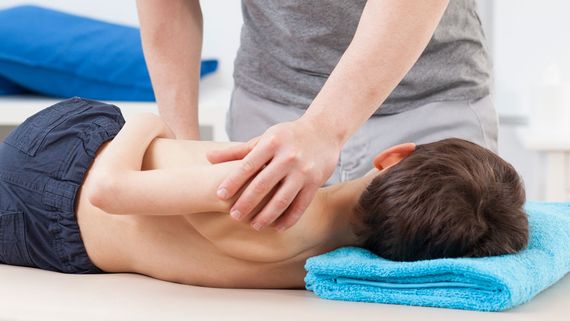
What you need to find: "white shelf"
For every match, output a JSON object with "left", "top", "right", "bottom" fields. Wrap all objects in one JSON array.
[
  {"left": 517, "top": 127, "right": 570, "bottom": 201},
  {"left": 517, "top": 128, "right": 570, "bottom": 151},
  {"left": 0, "top": 87, "right": 231, "bottom": 141}
]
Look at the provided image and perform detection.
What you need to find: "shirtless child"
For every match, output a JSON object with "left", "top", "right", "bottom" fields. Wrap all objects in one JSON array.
[{"left": 0, "top": 98, "right": 528, "bottom": 288}]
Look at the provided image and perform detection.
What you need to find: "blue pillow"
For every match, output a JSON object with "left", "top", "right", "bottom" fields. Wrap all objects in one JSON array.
[
  {"left": 0, "top": 5, "right": 218, "bottom": 101},
  {"left": 0, "top": 75, "right": 26, "bottom": 95}
]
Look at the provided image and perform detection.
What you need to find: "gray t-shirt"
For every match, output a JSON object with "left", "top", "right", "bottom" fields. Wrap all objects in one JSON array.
[{"left": 233, "top": 0, "right": 491, "bottom": 115}]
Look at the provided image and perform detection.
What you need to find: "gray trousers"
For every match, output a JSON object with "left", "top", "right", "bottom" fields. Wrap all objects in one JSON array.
[{"left": 226, "top": 86, "right": 499, "bottom": 186}]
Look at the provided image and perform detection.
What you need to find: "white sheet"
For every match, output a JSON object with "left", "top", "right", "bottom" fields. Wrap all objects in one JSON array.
[{"left": 0, "top": 265, "right": 568, "bottom": 321}]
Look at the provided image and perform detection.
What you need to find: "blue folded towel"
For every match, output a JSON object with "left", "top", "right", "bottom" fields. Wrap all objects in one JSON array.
[
  {"left": 305, "top": 201, "right": 570, "bottom": 311},
  {"left": 0, "top": 6, "right": 218, "bottom": 101}
]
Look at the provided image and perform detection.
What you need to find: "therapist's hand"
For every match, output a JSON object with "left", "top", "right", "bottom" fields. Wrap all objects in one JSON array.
[{"left": 207, "top": 120, "right": 340, "bottom": 231}]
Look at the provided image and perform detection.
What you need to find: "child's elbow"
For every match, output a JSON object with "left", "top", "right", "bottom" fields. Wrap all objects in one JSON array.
[{"left": 85, "top": 171, "right": 122, "bottom": 214}]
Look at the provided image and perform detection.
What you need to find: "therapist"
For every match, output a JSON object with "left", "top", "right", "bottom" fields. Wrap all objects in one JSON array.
[{"left": 136, "top": 0, "right": 496, "bottom": 231}]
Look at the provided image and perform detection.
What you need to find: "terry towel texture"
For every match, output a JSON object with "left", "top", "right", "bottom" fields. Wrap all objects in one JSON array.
[{"left": 305, "top": 201, "right": 570, "bottom": 311}]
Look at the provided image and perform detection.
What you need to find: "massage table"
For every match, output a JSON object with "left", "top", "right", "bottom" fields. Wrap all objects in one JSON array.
[{"left": 0, "top": 264, "right": 568, "bottom": 321}]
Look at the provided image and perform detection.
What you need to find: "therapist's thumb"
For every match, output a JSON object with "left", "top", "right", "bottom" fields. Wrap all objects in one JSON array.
[{"left": 207, "top": 137, "right": 259, "bottom": 164}]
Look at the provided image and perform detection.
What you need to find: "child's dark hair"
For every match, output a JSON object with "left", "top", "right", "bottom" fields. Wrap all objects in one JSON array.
[{"left": 353, "top": 138, "right": 528, "bottom": 261}]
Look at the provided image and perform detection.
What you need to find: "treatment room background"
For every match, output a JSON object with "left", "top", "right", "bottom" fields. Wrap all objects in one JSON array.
[
  {"left": 0, "top": 0, "right": 568, "bottom": 200},
  {"left": 0, "top": 1, "right": 570, "bottom": 320}
]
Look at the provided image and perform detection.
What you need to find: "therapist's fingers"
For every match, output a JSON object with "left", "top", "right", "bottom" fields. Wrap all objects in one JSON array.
[
  {"left": 207, "top": 137, "right": 260, "bottom": 164},
  {"left": 248, "top": 176, "right": 305, "bottom": 230},
  {"left": 229, "top": 159, "right": 291, "bottom": 223},
  {"left": 273, "top": 185, "right": 319, "bottom": 231},
  {"left": 216, "top": 137, "right": 275, "bottom": 200}
]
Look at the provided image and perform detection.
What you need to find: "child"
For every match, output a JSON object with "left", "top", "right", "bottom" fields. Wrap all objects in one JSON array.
[{"left": 0, "top": 98, "right": 528, "bottom": 288}]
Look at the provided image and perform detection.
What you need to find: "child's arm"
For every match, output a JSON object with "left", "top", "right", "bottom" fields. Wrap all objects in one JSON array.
[{"left": 84, "top": 113, "right": 238, "bottom": 215}]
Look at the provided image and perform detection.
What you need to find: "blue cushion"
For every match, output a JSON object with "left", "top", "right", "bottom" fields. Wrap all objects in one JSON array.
[
  {"left": 0, "top": 5, "right": 218, "bottom": 101},
  {"left": 0, "top": 75, "right": 26, "bottom": 95}
]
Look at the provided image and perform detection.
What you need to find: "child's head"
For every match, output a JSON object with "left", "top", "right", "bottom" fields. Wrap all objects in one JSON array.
[{"left": 353, "top": 138, "right": 528, "bottom": 261}]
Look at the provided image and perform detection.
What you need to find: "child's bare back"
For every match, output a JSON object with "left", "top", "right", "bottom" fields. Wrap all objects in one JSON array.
[{"left": 77, "top": 138, "right": 333, "bottom": 288}]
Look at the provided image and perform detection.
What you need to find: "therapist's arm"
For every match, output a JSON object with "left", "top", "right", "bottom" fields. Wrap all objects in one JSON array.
[
  {"left": 208, "top": 0, "right": 450, "bottom": 230},
  {"left": 136, "top": 0, "right": 203, "bottom": 139}
]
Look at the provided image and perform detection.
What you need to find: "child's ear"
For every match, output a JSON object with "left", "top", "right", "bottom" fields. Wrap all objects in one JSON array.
[{"left": 373, "top": 143, "right": 416, "bottom": 170}]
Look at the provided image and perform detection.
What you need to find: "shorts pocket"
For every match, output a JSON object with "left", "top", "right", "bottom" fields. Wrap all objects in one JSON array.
[
  {"left": 3, "top": 97, "right": 92, "bottom": 157},
  {"left": 0, "top": 209, "right": 33, "bottom": 267}
]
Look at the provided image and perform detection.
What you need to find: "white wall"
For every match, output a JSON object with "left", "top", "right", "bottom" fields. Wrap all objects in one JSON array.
[
  {"left": 489, "top": 0, "right": 570, "bottom": 200},
  {"left": 476, "top": 0, "right": 494, "bottom": 55},
  {"left": 493, "top": 0, "right": 570, "bottom": 117}
]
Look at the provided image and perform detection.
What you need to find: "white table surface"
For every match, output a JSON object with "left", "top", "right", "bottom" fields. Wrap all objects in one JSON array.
[{"left": 0, "top": 265, "right": 568, "bottom": 321}]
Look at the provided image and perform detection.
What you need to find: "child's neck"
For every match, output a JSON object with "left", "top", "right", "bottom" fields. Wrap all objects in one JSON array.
[{"left": 306, "top": 171, "right": 379, "bottom": 251}]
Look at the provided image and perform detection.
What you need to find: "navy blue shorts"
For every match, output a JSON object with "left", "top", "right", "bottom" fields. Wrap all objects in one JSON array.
[{"left": 0, "top": 97, "right": 125, "bottom": 273}]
